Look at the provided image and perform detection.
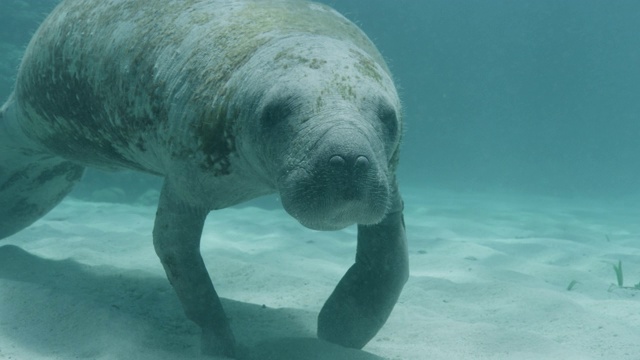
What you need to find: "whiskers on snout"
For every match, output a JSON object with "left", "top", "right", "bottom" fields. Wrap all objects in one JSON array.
[{"left": 279, "top": 153, "right": 390, "bottom": 231}]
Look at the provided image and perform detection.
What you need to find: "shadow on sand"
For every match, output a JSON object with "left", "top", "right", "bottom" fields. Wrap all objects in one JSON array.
[{"left": 0, "top": 245, "right": 385, "bottom": 359}]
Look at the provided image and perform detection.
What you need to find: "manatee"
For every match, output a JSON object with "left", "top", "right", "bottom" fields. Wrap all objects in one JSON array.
[{"left": 0, "top": 0, "right": 409, "bottom": 357}]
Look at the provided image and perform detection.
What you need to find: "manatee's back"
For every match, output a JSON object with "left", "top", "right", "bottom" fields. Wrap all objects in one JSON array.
[
  {"left": 13, "top": 0, "right": 189, "bottom": 173},
  {"left": 13, "top": 0, "right": 385, "bottom": 174}
]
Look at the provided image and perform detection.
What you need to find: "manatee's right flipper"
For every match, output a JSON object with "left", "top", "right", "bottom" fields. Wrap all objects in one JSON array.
[
  {"left": 317, "top": 184, "right": 409, "bottom": 348},
  {"left": 153, "top": 180, "right": 236, "bottom": 357},
  {"left": 0, "top": 99, "right": 85, "bottom": 239}
]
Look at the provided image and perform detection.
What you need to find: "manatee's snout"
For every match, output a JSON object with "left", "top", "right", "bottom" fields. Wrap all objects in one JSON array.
[
  {"left": 326, "top": 153, "right": 371, "bottom": 200},
  {"left": 279, "top": 130, "right": 390, "bottom": 231}
]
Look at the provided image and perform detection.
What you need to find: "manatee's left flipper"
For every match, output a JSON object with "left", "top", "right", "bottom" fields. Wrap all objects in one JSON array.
[
  {"left": 317, "top": 186, "right": 409, "bottom": 348},
  {"left": 0, "top": 98, "right": 84, "bottom": 240},
  {"left": 153, "top": 181, "right": 236, "bottom": 358}
]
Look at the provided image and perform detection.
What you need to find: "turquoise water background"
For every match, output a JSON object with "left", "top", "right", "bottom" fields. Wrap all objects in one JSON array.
[
  {"left": 1, "top": 0, "right": 639, "bottom": 199},
  {"left": 324, "top": 0, "right": 640, "bottom": 199}
]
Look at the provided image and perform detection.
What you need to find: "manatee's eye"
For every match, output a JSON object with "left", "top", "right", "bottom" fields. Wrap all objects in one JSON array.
[
  {"left": 261, "top": 97, "right": 297, "bottom": 127},
  {"left": 261, "top": 102, "right": 288, "bottom": 127},
  {"left": 377, "top": 103, "right": 399, "bottom": 139}
]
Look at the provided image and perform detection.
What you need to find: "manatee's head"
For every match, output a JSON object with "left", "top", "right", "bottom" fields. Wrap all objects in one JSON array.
[{"left": 234, "top": 36, "right": 402, "bottom": 230}]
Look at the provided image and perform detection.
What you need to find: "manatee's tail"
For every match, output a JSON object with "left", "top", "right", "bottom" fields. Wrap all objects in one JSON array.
[{"left": 0, "top": 96, "right": 85, "bottom": 239}]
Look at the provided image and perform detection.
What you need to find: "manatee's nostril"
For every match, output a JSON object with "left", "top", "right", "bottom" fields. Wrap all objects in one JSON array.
[
  {"left": 329, "top": 155, "right": 346, "bottom": 167},
  {"left": 329, "top": 154, "right": 369, "bottom": 173},
  {"left": 354, "top": 155, "right": 369, "bottom": 171}
]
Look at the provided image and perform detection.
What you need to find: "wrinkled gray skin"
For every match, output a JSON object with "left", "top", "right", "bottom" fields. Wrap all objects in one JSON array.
[{"left": 0, "top": 0, "right": 409, "bottom": 357}]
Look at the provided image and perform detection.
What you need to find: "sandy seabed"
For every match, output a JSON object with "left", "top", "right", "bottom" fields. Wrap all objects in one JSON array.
[{"left": 1, "top": 187, "right": 639, "bottom": 360}]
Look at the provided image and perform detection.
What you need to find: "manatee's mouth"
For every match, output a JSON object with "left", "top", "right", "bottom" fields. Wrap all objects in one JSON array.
[{"left": 278, "top": 162, "right": 390, "bottom": 231}]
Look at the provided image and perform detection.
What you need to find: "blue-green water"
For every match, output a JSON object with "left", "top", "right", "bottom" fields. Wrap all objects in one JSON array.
[
  {"left": 1, "top": 2, "right": 639, "bottom": 359},
  {"left": 325, "top": 0, "right": 640, "bottom": 199}
]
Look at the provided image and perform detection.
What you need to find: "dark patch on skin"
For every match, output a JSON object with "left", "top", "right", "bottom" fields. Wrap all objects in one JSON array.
[
  {"left": 349, "top": 49, "right": 383, "bottom": 84},
  {"left": 2, "top": 159, "right": 83, "bottom": 238},
  {"left": 1, "top": 161, "right": 83, "bottom": 193},
  {"left": 34, "top": 162, "right": 84, "bottom": 185},
  {"left": 0, "top": 158, "right": 84, "bottom": 192},
  {"left": 273, "top": 50, "right": 328, "bottom": 70},
  {"left": 0, "top": 170, "right": 28, "bottom": 192},
  {"left": 193, "top": 99, "right": 238, "bottom": 176},
  {"left": 10, "top": 199, "right": 41, "bottom": 220},
  {"left": 9, "top": 182, "right": 72, "bottom": 221}
]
